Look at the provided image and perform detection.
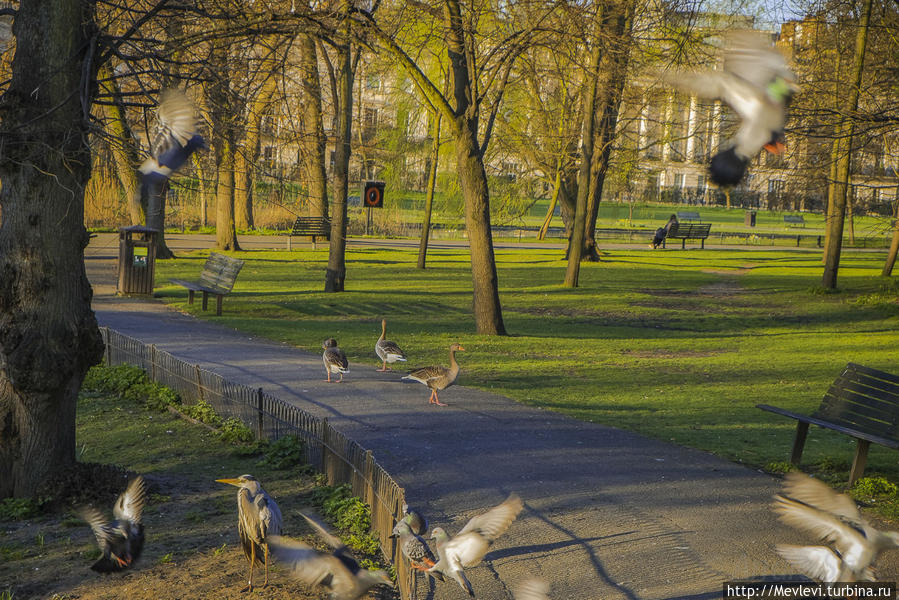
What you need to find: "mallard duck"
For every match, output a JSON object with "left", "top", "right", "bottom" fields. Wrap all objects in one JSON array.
[
  {"left": 79, "top": 476, "right": 148, "bottom": 573},
  {"left": 216, "top": 474, "right": 283, "bottom": 592},
  {"left": 375, "top": 319, "right": 406, "bottom": 372},
  {"left": 665, "top": 30, "right": 798, "bottom": 186},
  {"left": 428, "top": 494, "right": 523, "bottom": 597},
  {"left": 402, "top": 343, "right": 465, "bottom": 406},
  {"left": 322, "top": 338, "right": 349, "bottom": 383},
  {"left": 774, "top": 471, "right": 899, "bottom": 583}
]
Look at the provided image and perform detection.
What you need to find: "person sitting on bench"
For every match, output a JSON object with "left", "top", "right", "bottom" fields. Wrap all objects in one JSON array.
[{"left": 651, "top": 214, "right": 678, "bottom": 249}]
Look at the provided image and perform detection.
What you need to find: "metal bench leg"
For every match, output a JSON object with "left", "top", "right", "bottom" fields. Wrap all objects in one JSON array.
[
  {"left": 849, "top": 439, "right": 870, "bottom": 486},
  {"left": 682, "top": 238, "right": 686, "bottom": 250},
  {"left": 790, "top": 421, "right": 810, "bottom": 465},
  {"left": 215, "top": 295, "right": 223, "bottom": 316},
  {"left": 701, "top": 238, "right": 705, "bottom": 249},
  {"left": 201, "top": 291, "right": 209, "bottom": 311},
  {"left": 188, "top": 290, "right": 195, "bottom": 305}
]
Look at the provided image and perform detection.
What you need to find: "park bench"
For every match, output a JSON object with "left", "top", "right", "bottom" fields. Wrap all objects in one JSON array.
[
  {"left": 757, "top": 363, "right": 899, "bottom": 485},
  {"left": 677, "top": 211, "right": 701, "bottom": 222},
  {"left": 287, "top": 216, "right": 331, "bottom": 250},
  {"left": 169, "top": 253, "right": 244, "bottom": 316},
  {"left": 662, "top": 222, "right": 712, "bottom": 249},
  {"left": 784, "top": 214, "right": 806, "bottom": 228}
]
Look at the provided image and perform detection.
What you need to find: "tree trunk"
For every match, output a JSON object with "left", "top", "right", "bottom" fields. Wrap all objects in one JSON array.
[
  {"left": 98, "top": 65, "right": 142, "bottom": 224},
  {"left": 417, "top": 109, "right": 441, "bottom": 269},
  {"left": 823, "top": 0, "right": 873, "bottom": 289},
  {"left": 325, "top": 8, "right": 353, "bottom": 293},
  {"left": 583, "top": 1, "right": 633, "bottom": 262},
  {"left": 883, "top": 199, "right": 899, "bottom": 276},
  {"left": 538, "top": 166, "right": 562, "bottom": 241},
  {"left": 215, "top": 135, "right": 241, "bottom": 251},
  {"left": 298, "top": 32, "right": 329, "bottom": 219},
  {"left": 0, "top": 0, "right": 105, "bottom": 499},
  {"left": 564, "top": 38, "right": 602, "bottom": 287}
]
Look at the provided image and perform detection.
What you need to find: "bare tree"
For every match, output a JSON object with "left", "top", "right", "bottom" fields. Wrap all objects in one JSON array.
[{"left": 0, "top": 0, "right": 105, "bottom": 498}]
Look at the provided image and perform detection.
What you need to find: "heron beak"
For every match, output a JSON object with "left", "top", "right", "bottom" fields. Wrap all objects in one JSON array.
[{"left": 216, "top": 478, "right": 242, "bottom": 486}]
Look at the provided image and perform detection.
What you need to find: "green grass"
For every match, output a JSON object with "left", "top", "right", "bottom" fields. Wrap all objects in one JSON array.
[{"left": 153, "top": 245, "right": 899, "bottom": 485}]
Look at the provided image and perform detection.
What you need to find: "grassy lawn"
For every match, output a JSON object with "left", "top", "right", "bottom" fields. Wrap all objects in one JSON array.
[
  {"left": 153, "top": 244, "right": 899, "bottom": 485},
  {"left": 0, "top": 376, "right": 393, "bottom": 600}
]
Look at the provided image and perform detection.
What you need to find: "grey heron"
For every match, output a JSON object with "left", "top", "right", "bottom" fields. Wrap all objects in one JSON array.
[{"left": 216, "top": 474, "right": 283, "bottom": 592}]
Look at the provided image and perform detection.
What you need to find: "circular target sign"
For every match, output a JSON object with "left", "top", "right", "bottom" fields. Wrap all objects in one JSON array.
[{"left": 363, "top": 181, "right": 384, "bottom": 208}]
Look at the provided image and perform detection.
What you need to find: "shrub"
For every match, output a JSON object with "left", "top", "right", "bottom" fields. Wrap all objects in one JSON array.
[
  {"left": 0, "top": 497, "right": 40, "bottom": 521},
  {"left": 82, "top": 364, "right": 147, "bottom": 395},
  {"left": 259, "top": 435, "right": 306, "bottom": 470},
  {"left": 219, "top": 418, "right": 255, "bottom": 444},
  {"left": 311, "top": 484, "right": 380, "bottom": 555},
  {"left": 184, "top": 400, "right": 222, "bottom": 428},
  {"left": 852, "top": 476, "right": 898, "bottom": 502}
]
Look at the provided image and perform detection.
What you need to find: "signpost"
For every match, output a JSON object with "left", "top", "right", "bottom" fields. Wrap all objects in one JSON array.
[{"left": 363, "top": 180, "right": 385, "bottom": 235}]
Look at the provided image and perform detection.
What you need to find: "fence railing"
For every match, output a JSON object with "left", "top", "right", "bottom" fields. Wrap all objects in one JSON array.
[{"left": 100, "top": 327, "right": 415, "bottom": 599}]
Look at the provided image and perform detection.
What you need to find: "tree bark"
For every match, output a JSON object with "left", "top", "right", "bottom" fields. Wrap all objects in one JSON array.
[
  {"left": 564, "top": 36, "right": 602, "bottom": 287},
  {"left": 215, "top": 135, "right": 241, "bottom": 251},
  {"left": 883, "top": 198, "right": 899, "bottom": 276},
  {"left": 417, "top": 109, "right": 441, "bottom": 269},
  {"left": 298, "top": 32, "right": 329, "bottom": 219},
  {"left": 822, "top": 0, "right": 873, "bottom": 289},
  {"left": 0, "top": 0, "right": 105, "bottom": 499},
  {"left": 325, "top": 6, "right": 353, "bottom": 293}
]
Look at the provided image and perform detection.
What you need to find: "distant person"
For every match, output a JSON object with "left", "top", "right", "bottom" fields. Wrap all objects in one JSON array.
[{"left": 651, "top": 214, "right": 678, "bottom": 249}]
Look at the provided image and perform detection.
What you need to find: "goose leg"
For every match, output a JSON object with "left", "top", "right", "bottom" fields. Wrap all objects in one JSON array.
[
  {"left": 377, "top": 360, "right": 388, "bottom": 372},
  {"left": 432, "top": 390, "right": 447, "bottom": 407},
  {"left": 326, "top": 370, "right": 332, "bottom": 383}
]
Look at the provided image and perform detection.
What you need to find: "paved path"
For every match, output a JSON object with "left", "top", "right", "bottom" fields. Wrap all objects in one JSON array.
[{"left": 83, "top": 234, "right": 895, "bottom": 600}]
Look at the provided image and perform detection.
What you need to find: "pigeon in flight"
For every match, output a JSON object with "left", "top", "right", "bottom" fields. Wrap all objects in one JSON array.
[
  {"left": 79, "top": 476, "right": 148, "bottom": 573},
  {"left": 665, "top": 30, "right": 798, "bottom": 186},
  {"left": 774, "top": 471, "right": 899, "bottom": 583}
]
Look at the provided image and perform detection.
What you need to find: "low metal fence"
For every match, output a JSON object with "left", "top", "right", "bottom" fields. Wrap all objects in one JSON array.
[{"left": 100, "top": 327, "right": 415, "bottom": 599}]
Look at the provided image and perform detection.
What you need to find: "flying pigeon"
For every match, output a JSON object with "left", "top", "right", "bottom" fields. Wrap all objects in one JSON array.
[
  {"left": 139, "top": 89, "right": 205, "bottom": 183},
  {"left": 391, "top": 520, "right": 440, "bottom": 573},
  {"left": 774, "top": 471, "right": 899, "bottom": 583},
  {"left": 428, "top": 493, "right": 524, "bottom": 596},
  {"left": 79, "top": 476, "right": 148, "bottom": 573},
  {"left": 665, "top": 30, "right": 798, "bottom": 186},
  {"left": 266, "top": 513, "right": 392, "bottom": 600},
  {"left": 401, "top": 502, "right": 428, "bottom": 536}
]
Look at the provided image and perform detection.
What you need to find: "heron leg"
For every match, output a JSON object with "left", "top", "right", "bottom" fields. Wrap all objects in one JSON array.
[
  {"left": 262, "top": 543, "right": 269, "bottom": 588},
  {"left": 241, "top": 544, "right": 255, "bottom": 592}
]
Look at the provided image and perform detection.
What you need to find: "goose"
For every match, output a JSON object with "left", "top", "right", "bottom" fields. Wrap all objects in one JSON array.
[
  {"left": 267, "top": 513, "right": 392, "bottom": 600},
  {"left": 773, "top": 471, "right": 899, "bottom": 583},
  {"left": 216, "top": 474, "right": 283, "bottom": 592},
  {"left": 402, "top": 343, "right": 465, "bottom": 406},
  {"left": 664, "top": 30, "right": 798, "bottom": 186},
  {"left": 428, "top": 493, "right": 523, "bottom": 597},
  {"left": 322, "top": 338, "right": 349, "bottom": 383},
  {"left": 79, "top": 475, "right": 147, "bottom": 573},
  {"left": 375, "top": 319, "right": 407, "bottom": 372}
]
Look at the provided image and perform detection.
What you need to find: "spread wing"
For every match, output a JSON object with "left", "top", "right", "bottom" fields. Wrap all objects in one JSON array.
[
  {"left": 151, "top": 89, "right": 199, "bottom": 155},
  {"left": 444, "top": 531, "right": 490, "bottom": 568},
  {"left": 113, "top": 476, "right": 147, "bottom": 524},
  {"left": 457, "top": 493, "right": 523, "bottom": 540},
  {"left": 776, "top": 544, "right": 844, "bottom": 582},
  {"left": 268, "top": 534, "right": 350, "bottom": 589},
  {"left": 781, "top": 473, "right": 861, "bottom": 523},
  {"left": 514, "top": 578, "right": 551, "bottom": 600},
  {"left": 773, "top": 494, "right": 865, "bottom": 560},
  {"left": 301, "top": 512, "right": 344, "bottom": 551},
  {"left": 79, "top": 506, "right": 115, "bottom": 549}
]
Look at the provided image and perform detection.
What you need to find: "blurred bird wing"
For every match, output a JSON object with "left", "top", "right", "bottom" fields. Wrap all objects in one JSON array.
[
  {"left": 782, "top": 472, "right": 862, "bottom": 523},
  {"left": 406, "top": 365, "right": 445, "bottom": 383},
  {"left": 80, "top": 506, "right": 115, "bottom": 549},
  {"left": 457, "top": 493, "right": 523, "bottom": 540},
  {"left": 774, "top": 495, "right": 866, "bottom": 559},
  {"left": 113, "top": 476, "right": 147, "bottom": 524},
  {"left": 444, "top": 531, "right": 490, "bottom": 567},
  {"left": 268, "top": 535, "right": 348, "bottom": 588},
  {"left": 301, "top": 512, "right": 345, "bottom": 551},
  {"left": 514, "top": 578, "right": 551, "bottom": 600},
  {"left": 151, "top": 89, "right": 198, "bottom": 154},
  {"left": 666, "top": 70, "right": 762, "bottom": 122},
  {"left": 776, "top": 544, "right": 844, "bottom": 582},
  {"left": 723, "top": 30, "right": 793, "bottom": 90}
]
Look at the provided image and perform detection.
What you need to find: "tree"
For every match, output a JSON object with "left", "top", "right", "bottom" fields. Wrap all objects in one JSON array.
[
  {"left": 0, "top": 0, "right": 105, "bottom": 498},
  {"left": 822, "top": 0, "right": 873, "bottom": 289}
]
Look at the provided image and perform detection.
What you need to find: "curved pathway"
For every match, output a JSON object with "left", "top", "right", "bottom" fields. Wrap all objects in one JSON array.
[{"left": 84, "top": 234, "right": 897, "bottom": 600}]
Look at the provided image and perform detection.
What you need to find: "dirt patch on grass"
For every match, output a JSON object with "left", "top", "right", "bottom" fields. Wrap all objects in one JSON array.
[{"left": 0, "top": 393, "right": 396, "bottom": 600}]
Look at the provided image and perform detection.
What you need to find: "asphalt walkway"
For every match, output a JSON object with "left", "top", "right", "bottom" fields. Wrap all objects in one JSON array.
[{"left": 83, "top": 234, "right": 895, "bottom": 600}]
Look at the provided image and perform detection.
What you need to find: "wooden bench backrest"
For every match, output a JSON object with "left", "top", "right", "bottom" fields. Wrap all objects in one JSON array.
[
  {"left": 199, "top": 253, "right": 245, "bottom": 292},
  {"left": 668, "top": 223, "right": 711, "bottom": 238},
  {"left": 784, "top": 215, "right": 805, "bottom": 223},
  {"left": 290, "top": 216, "right": 331, "bottom": 236},
  {"left": 814, "top": 363, "right": 899, "bottom": 441}
]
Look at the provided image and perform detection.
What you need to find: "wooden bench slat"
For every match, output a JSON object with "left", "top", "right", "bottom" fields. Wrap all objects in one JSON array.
[
  {"left": 170, "top": 252, "right": 243, "bottom": 316},
  {"left": 756, "top": 363, "right": 899, "bottom": 484}
]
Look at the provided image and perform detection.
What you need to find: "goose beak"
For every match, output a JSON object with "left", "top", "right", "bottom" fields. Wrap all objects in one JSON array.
[
  {"left": 458, "top": 346, "right": 466, "bottom": 351},
  {"left": 216, "top": 478, "right": 242, "bottom": 486}
]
